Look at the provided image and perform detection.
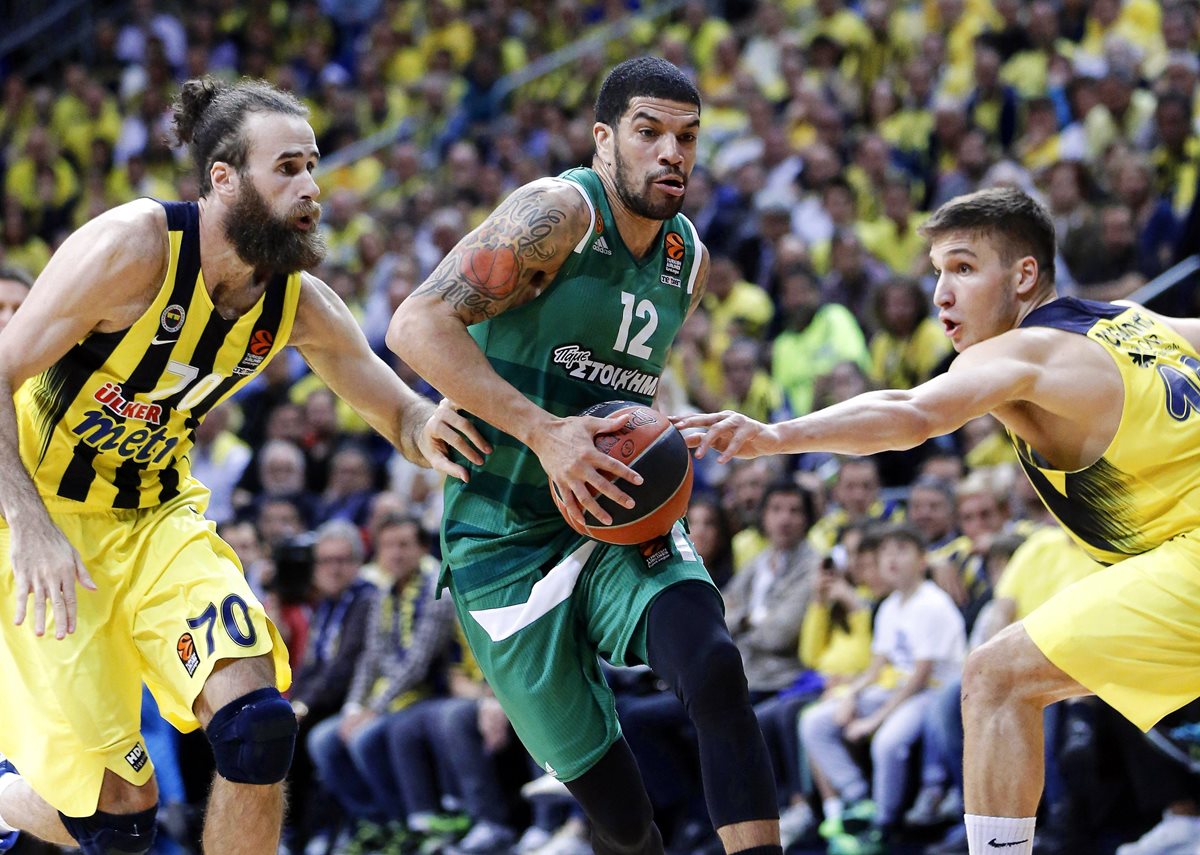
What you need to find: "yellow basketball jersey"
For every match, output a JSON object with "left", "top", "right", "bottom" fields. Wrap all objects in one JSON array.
[
  {"left": 17, "top": 201, "right": 301, "bottom": 511},
  {"left": 1010, "top": 298, "right": 1200, "bottom": 565}
]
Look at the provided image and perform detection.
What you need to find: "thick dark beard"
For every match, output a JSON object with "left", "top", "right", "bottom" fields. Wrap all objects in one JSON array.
[
  {"left": 224, "top": 178, "right": 327, "bottom": 274},
  {"left": 612, "top": 144, "right": 686, "bottom": 221}
]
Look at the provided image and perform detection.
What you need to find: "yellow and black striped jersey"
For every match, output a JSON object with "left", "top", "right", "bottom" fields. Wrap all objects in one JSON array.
[
  {"left": 1011, "top": 298, "right": 1200, "bottom": 565},
  {"left": 17, "top": 200, "right": 301, "bottom": 511}
]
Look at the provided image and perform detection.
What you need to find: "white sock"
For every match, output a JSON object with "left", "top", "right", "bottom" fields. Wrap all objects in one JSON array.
[
  {"left": 0, "top": 769, "right": 20, "bottom": 833},
  {"left": 965, "top": 814, "right": 1035, "bottom": 855},
  {"left": 823, "top": 798, "right": 843, "bottom": 822}
]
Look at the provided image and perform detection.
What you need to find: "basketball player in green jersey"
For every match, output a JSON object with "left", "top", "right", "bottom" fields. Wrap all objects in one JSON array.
[
  {"left": 0, "top": 78, "right": 486, "bottom": 855},
  {"left": 389, "top": 57, "right": 782, "bottom": 855},
  {"left": 677, "top": 187, "right": 1200, "bottom": 855}
]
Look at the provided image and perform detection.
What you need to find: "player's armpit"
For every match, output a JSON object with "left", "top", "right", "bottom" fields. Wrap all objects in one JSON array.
[{"left": 408, "top": 178, "right": 593, "bottom": 324}]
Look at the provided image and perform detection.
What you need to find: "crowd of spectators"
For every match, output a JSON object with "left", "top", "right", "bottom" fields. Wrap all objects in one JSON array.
[{"left": 5, "top": 0, "right": 1200, "bottom": 853}]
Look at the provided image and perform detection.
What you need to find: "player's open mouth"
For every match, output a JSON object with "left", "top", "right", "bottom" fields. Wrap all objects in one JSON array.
[
  {"left": 941, "top": 317, "right": 961, "bottom": 339},
  {"left": 294, "top": 215, "right": 315, "bottom": 231},
  {"left": 653, "top": 177, "right": 686, "bottom": 197}
]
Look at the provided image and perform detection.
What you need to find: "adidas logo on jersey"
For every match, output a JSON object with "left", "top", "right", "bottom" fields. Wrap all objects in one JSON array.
[{"left": 591, "top": 235, "right": 612, "bottom": 255}]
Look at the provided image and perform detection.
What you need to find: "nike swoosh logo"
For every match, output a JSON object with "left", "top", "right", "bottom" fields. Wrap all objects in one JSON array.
[
  {"left": 151, "top": 337, "right": 176, "bottom": 346},
  {"left": 988, "top": 839, "right": 1029, "bottom": 848}
]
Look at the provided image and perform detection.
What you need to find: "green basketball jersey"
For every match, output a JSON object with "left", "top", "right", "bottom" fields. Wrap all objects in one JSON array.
[{"left": 440, "top": 167, "right": 702, "bottom": 594}]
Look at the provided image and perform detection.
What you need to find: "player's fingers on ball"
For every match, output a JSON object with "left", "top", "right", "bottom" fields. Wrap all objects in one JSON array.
[
  {"left": 587, "top": 470, "right": 634, "bottom": 509},
  {"left": 573, "top": 483, "right": 611, "bottom": 526},
  {"left": 593, "top": 452, "right": 642, "bottom": 486},
  {"left": 559, "top": 487, "right": 588, "bottom": 528},
  {"left": 582, "top": 415, "right": 620, "bottom": 435}
]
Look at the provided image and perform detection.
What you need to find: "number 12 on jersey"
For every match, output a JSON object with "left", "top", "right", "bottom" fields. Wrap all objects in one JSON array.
[{"left": 613, "top": 291, "right": 658, "bottom": 359}]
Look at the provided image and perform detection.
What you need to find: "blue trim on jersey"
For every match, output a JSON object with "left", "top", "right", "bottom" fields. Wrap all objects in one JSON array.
[
  {"left": 156, "top": 199, "right": 198, "bottom": 232},
  {"left": 1020, "top": 297, "right": 1127, "bottom": 335}
]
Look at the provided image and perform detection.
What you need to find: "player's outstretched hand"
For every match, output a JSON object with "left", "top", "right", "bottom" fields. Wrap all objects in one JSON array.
[
  {"left": 671, "top": 410, "right": 777, "bottom": 463},
  {"left": 10, "top": 520, "right": 96, "bottom": 640},
  {"left": 531, "top": 414, "right": 643, "bottom": 530},
  {"left": 418, "top": 397, "right": 493, "bottom": 482}
]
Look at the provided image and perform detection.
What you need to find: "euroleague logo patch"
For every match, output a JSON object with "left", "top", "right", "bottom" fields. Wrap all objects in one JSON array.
[
  {"left": 664, "top": 232, "right": 685, "bottom": 261},
  {"left": 234, "top": 329, "right": 275, "bottom": 376},
  {"left": 662, "top": 232, "right": 685, "bottom": 285},
  {"left": 250, "top": 329, "right": 275, "bottom": 356},
  {"left": 177, "top": 631, "right": 200, "bottom": 677},
  {"left": 161, "top": 304, "right": 186, "bottom": 333}
]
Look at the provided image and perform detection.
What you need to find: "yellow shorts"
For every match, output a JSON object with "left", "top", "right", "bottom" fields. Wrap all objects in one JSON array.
[
  {"left": 1024, "top": 529, "right": 1200, "bottom": 732},
  {"left": 0, "top": 486, "right": 290, "bottom": 817}
]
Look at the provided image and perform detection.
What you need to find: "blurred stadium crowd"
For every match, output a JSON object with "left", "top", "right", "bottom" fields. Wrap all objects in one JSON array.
[{"left": 3, "top": 0, "right": 1200, "bottom": 854}]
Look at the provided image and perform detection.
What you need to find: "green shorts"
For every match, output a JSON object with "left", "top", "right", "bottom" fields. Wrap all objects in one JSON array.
[{"left": 448, "top": 522, "right": 719, "bottom": 781}]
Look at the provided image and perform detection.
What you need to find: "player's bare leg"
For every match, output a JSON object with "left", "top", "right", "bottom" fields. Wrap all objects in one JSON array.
[
  {"left": 960, "top": 624, "right": 1088, "bottom": 851},
  {"left": 0, "top": 768, "right": 158, "bottom": 847},
  {"left": 717, "top": 819, "right": 781, "bottom": 852},
  {"left": 194, "top": 654, "right": 291, "bottom": 855}
]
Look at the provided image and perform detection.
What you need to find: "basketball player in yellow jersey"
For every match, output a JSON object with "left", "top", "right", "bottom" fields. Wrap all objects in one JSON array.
[
  {"left": 0, "top": 77, "right": 487, "bottom": 855},
  {"left": 676, "top": 187, "right": 1200, "bottom": 855}
]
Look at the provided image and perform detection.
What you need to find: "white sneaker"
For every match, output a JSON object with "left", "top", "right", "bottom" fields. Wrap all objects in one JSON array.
[
  {"left": 1116, "top": 812, "right": 1200, "bottom": 855},
  {"left": 779, "top": 801, "right": 815, "bottom": 846},
  {"left": 520, "top": 774, "right": 571, "bottom": 801}
]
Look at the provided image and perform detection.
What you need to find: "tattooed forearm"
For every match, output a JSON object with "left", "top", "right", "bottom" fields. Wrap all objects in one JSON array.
[{"left": 410, "top": 181, "right": 590, "bottom": 324}]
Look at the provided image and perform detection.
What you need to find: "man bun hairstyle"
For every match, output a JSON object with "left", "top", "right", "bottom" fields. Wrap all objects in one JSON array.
[
  {"left": 594, "top": 56, "right": 701, "bottom": 127},
  {"left": 172, "top": 76, "right": 308, "bottom": 195},
  {"left": 919, "top": 187, "right": 1056, "bottom": 291}
]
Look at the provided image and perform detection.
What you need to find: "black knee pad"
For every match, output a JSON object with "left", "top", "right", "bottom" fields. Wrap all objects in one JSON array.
[
  {"left": 206, "top": 687, "right": 298, "bottom": 785},
  {"left": 60, "top": 806, "right": 158, "bottom": 855},
  {"left": 647, "top": 583, "right": 750, "bottom": 717}
]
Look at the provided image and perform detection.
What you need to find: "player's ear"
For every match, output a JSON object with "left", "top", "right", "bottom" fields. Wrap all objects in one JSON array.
[
  {"left": 209, "top": 161, "right": 237, "bottom": 200},
  {"left": 1015, "top": 255, "right": 1039, "bottom": 297},
  {"left": 594, "top": 121, "right": 615, "bottom": 166}
]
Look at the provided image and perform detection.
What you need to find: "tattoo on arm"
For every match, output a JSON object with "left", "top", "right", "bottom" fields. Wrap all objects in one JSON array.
[{"left": 412, "top": 184, "right": 587, "bottom": 323}]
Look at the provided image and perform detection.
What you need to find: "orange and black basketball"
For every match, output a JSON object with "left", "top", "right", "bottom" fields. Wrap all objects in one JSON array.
[{"left": 551, "top": 400, "right": 694, "bottom": 545}]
